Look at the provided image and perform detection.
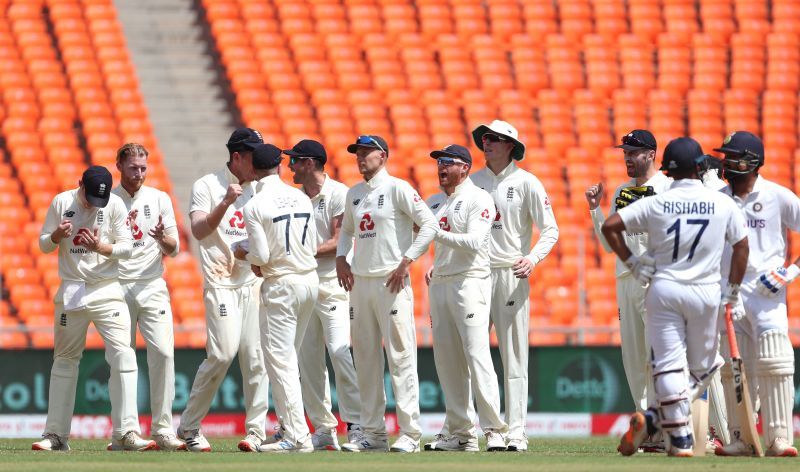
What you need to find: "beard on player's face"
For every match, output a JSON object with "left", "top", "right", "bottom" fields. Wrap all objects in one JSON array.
[{"left": 624, "top": 150, "right": 651, "bottom": 178}]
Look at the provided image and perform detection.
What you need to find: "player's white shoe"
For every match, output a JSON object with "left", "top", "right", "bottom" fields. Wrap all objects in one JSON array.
[
  {"left": 238, "top": 432, "right": 263, "bottom": 452},
  {"left": 506, "top": 438, "right": 528, "bottom": 452},
  {"left": 390, "top": 435, "right": 420, "bottom": 453},
  {"left": 312, "top": 428, "right": 340, "bottom": 451},
  {"left": 432, "top": 435, "right": 479, "bottom": 452},
  {"left": 714, "top": 438, "right": 757, "bottom": 456},
  {"left": 485, "top": 431, "right": 507, "bottom": 452},
  {"left": 177, "top": 427, "right": 211, "bottom": 452},
  {"left": 32, "top": 433, "right": 70, "bottom": 451},
  {"left": 666, "top": 434, "right": 694, "bottom": 457},
  {"left": 107, "top": 431, "right": 158, "bottom": 451},
  {"left": 766, "top": 438, "right": 798, "bottom": 457},
  {"left": 346, "top": 424, "right": 364, "bottom": 445},
  {"left": 618, "top": 412, "right": 648, "bottom": 456},
  {"left": 341, "top": 435, "right": 389, "bottom": 452},
  {"left": 153, "top": 433, "right": 186, "bottom": 451},
  {"left": 256, "top": 439, "right": 314, "bottom": 453},
  {"left": 262, "top": 419, "right": 286, "bottom": 445},
  {"left": 423, "top": 433, "right": 447, "bottom": 451}
]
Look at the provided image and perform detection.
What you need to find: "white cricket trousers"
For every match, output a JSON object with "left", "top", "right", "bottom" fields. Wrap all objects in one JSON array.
[
  {"left": 645, "top": 279, "right": 723, "bottom": 436},
  {"left": 489, "top": 267, "right": 529, "bottom": 441},
  {"left": 121, "top": 277, "right": 175, "bottom": 436},
  {"left": 350, "top": 275, "right": 421, "bottom": 441},
  {"left": 616, "top": 274, "right": 650, "bottom": 412},
  {"left": 430, "top": 274, "right": 507, "bottom": 440},
  {"left": 46, "top": 284, "right": 140, "bottom": 440},
  {"left": 260, "top": 271, "right": 318, "bottom": 445},
  {"left": 180, "top": 282, "right": 269, "bottom": 439},
  {"left": 298, "top": 276, "right": 361, "bottom": 430}
]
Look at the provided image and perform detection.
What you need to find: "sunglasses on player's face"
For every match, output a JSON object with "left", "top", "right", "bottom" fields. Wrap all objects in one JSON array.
[
  {"left": 621, "top": 135, "right": 655, "bottom": 150},
  {"left": 289, "top": 156, "right": 314, "bottom": 166},
  {"left": 436, "top": 157, "right": 466, "bottom": 167},
  {"left": 355, "top": 135, "right": 385, "bottom": 154},
  {"left": 482, "top": 133, "right": 509, "bottom": 143}
]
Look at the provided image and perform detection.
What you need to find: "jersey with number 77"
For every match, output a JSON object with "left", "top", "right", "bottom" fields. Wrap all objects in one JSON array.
[
  {"left": 618, "top": 179, "right": 747, "bottom": 284},
  {"left": 243, "top": 174, "right": 318, "bottom": 279}
]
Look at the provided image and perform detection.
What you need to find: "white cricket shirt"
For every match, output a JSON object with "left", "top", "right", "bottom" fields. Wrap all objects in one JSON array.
[
  {"left": 721, "top": 176, "right": 800, "bottom": 275},
  {"left": 471, "top": 161, "right": 559, "bottom": 268},
  {"left": 336, "top": 167, "right": 437, "bottom": 277},
  {"left": 189, "top": 165, "right": 257, "bottom": 288},
  {"left": 619, "top": 179, "right": 747, "bottom": 284},
  {"left": 427, "top": 178, "right": 496, "bottom": 278},
  {"left": 113, "top": 184, "right": 179, "bottom": 281},
  {"left": 243, "top": 174, "right": 318, "bottom": 279},
  {"left": 306, "top": 174, "right": 348, "bottom": 279},
  {"left": 39, "top": 189, "right": 133, "bottom": 285},
  {"left": 591, "top": 172, "right": 673, "bottom": 278}
]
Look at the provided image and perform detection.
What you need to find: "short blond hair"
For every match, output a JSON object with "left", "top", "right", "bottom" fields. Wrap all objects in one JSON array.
[{"left": 116, "top": 143, "right": 149, "bottom": 163}]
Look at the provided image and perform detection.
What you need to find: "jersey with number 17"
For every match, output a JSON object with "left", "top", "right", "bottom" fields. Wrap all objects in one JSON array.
[
  {"left": 618, "top": 179, "right": 747, "bottom": 284},
  {"left": 243, "top": 174, "right": 318, "bottom": 279}
]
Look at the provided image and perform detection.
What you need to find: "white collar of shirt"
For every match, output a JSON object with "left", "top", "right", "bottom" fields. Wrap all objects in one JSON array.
[
  {"left": 365, "top": 167, "right": 389, "bottom": 189},
  {"left": 669, "top": 178, "right": 703, "bottom": 190},
  {"left": 644, "top": 171, "right": 670, "bottom": 187},
  {"left": 306, "top": 174, "right": 330, "bottom": 200},
  {"left": 257, "top": 174, "right": 281, "bottom": 186},
  {"left": 115, "top": 184, "right": 140, "bottom": 201},
  {"left": 724, "top": 175, "right": 765, "bottom": 201},
  {"left": 485, "top": 161, "right": 517, "bottom": 180},
  {"left": 447, "top": 178, "right": 475, "bottom": 197}
]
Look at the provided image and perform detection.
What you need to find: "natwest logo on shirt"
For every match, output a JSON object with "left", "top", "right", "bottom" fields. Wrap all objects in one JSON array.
[
  {"left": 359, "top": 213, "right": 375, "bottom": 231},
  {"left": 480, "top": 209, "right": 491, "bottom": 220},
  {"left": 229, "top": 210, "right": 246, "bottom": 229},
  {"left": 438, "top": 216, "right": 451, "bottom": 232}
]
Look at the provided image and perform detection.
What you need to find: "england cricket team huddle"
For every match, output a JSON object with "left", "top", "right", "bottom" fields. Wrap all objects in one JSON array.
[{"left": 30, "top": 118, "right": 797, "bottom": 458}]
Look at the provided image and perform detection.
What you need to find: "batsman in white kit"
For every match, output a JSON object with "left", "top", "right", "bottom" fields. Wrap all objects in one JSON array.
[
  {"left": 423, "top": 144, "right": 508, "bottom": 452},
  {"left": 714, "top": 131, "right": 799, "bottom": 457},
  {"left": 604, "top": 137, "right": 749, "bottom": 457},
  {"left": 112, "top": 143, "right": 184, "bottom": 450},
  {"left": 34, "top": 166, "right": 156, "bottom": 452},
  {"left": 336, "top": 135, "right": 438, "bottom": 453},
  {"left": 237, "top": 144, "right": 319, "bottom": 453},
  {"left": 178, "top": 128, "right": 269, "bottom": 452},
  {"left": 285, "top": 139, "right": 363, "bottom": 450},
  {"left": 470, "top": 121, "right": 559, "bottom": 451}
]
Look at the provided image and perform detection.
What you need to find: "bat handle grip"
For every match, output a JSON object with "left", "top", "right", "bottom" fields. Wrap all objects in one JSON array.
[{"left": 724, "top": 304, "right": 741, "bottom": 359}]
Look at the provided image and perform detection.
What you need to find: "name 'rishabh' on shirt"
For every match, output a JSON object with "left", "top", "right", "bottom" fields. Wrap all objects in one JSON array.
[{"left": 661, "top": 201, "right": 715, "bottom": 215}]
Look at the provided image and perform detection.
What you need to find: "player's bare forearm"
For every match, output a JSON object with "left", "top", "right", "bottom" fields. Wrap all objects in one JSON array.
[
  {"left": 601, "top": 213, "right": 632, "bottom": 261},
  {"left": 316, "top": 238, "right": 338, "bottom": 257},
  {"left": 727, "top": 238, "right": 749, "bottom": 286}
]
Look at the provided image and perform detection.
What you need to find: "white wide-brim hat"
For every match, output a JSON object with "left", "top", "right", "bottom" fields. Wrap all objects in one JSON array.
[{"left": 471, "top": 120, "right": 526, "bottom": 161}]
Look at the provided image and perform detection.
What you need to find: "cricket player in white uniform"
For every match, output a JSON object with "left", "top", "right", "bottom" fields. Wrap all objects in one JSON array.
[
  {"left": 586, "top": 130, "right": 670, "bottom": 418},
  {"left": 178, "top": 128, "right": 269, "bottom": 452},
  {"left": 336, "top": 135, "right": 437, "bottom": 453},
  {"left": 34, "top": 166, "right": 156, "bottom": 452},
  {"left": 234, "top": 144, "right": 319, "bottom": 453},
  {"left": 470, "top": 121, "right": 559, "bottom": 451},
  {"left": 111, "top": 143, "right": 184, "bottom": 451},
  {"left": 423, "top": 144, "right": 508, "bottom": 452},
  {"left": 605, "top": 137, "right": 749, "bottom": 457},
  {"left": 285, "top": 139, "right": 362, "bottom": 450},
  {"left": 713, "top": 132, "right": 799, "bottom": 457}
]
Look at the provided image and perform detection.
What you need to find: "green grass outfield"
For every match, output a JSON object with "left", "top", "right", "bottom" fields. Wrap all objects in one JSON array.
[{"left": 0, "top": 437, "right": 795, "bottom": 472}]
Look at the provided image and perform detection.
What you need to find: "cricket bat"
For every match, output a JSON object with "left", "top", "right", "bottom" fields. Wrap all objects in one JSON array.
[
  {"left": 724, "top": 304, "right": 764, "bottom": 457},
  {"left": 691, "top": 389, "right": 709, "bottom": 456}
]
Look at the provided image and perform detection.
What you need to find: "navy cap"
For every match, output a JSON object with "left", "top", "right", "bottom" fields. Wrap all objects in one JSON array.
[
  {"left": 226, "top": 127, "right": 263, "bottom": 153},
  {"left": 430, "top": 144, "right": 472, "bottom": 165},
  {"left": 616, "top": 129, "right": 657, "bottom": 151},
  {"left": 347, "top": 135, "right": 389, "bottom": 155},
  {"left": 82, "top": 165, "right": 113, "bottom": 208},
  {"left": 252, "top": 144, "right": 283, "bottom": 170},
  {"left": 660, "top": 137, "right": 705, "bottom": 172},
  {"left": 713, "top": 131, "right": 764, "bottom": 159},
  {"left": 283, "top": 139, "right": 327, "bottom": 165}
]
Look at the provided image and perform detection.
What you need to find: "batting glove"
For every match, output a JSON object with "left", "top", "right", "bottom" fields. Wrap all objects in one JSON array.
[
  {"left": 757, "top": 264, "right": 800, "bottom": 297},
  {"left": 720, "top": 282, "right": 745, "bottom": 321},
  {"left": 623, "top": 254, "right": 656, "bottom": 286}
]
